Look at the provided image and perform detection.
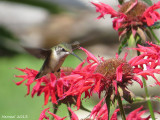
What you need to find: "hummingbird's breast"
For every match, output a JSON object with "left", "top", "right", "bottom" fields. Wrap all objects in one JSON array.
[{"left": 49, "top": 51, "right": 68, "bottom": 72}]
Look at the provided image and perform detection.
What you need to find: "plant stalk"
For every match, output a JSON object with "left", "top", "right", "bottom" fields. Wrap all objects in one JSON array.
[
  {"left": 148, "top": 27, "right": 160, "bottom": 44},
  {"left": 117, "top": 94, "right": 126, "bottom": 120},
  {"left": 142, "top": 77, "right": 155, "bottom": 120}
]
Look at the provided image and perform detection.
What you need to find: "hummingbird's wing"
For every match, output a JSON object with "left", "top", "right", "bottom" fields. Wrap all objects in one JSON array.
[
  {"left": 23, "top": 47, "right": 51, "bottom": 59},
  {"left": 71, "top": 41, "right": 80, "bottom": 50}
]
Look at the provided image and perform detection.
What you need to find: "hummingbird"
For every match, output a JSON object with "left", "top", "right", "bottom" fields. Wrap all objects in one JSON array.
[{"left": 24, "top": 42, "right": 82, "bottom": 79}]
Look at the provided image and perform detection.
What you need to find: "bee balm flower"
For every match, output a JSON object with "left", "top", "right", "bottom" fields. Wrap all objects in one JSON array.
[
  {"left": 60, "top": 47, "right": 160, "bottom": 108},
  {"left": 92, "top": 0, "right": 160, "bottom": 39}
]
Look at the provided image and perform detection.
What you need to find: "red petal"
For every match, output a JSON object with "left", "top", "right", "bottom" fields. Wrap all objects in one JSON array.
[
  {"left": 80, "top": 47, "right": 99, "bottom": 63},
  {"left": 110, "top": 109, "right": 119, "bottom": 120},
  {"left": 90, "top": 98, "right": 105, "bottom": 119},
  {"left": 116, "top": 64, "right": 123, "bottom": 82},
  {"left": 132, "top": 76, "right": 143, "bottom": 88},
  {"left": 48, "top": 111, "right": 66, "bottom": 120},
  {"left": 39, "top": 108, "right": 50, "bottom": 120},
  {"left": 68, "top": 107, "right": 79, "bottom": 120},
  {"left": 91, "top": 2, "right": 118, "bottom": 19}
]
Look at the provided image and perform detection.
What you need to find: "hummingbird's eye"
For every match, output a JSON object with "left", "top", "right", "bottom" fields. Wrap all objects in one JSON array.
[{"left": 61, "top": 48, "right": 66, "bottom": 52}]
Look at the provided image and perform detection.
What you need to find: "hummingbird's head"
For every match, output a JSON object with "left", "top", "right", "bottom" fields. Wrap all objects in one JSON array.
[{"left": 54, "top": 43, "right": 82, "bottom": 61}]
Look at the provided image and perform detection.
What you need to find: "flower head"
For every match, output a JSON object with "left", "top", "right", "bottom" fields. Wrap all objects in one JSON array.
[
  {"left": 14, "top": 67, "right": 76, "bottom": 106},
  {"left": 92, "top": 0, "right": 160, "bottom": 39},
  {"left": 15, "top": 45, "right": 160, "bottom": 111},
  {"left": 59, "top": 47, "right": 160, "bottom": 108},
  {"left": 111, "top": 106, "right": 150, "bottom": 120},
  {"left": 133, "top": 42, "right": 160, "bottom": 86}
]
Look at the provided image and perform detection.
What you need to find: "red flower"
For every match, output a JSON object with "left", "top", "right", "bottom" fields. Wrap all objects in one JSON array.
[
  {"left": 68, "top": 107, "right": 79, "bottom": 120},
  {"left": 111, "top": 106, "right": 150, "bottom": 120},
  {"left": 39, "top": 108, "right": 49, "bottom": 120},
  {"left": 90, "top": 101, "right": 150, "bottom": 120},
  {"left": 14, "top": 45, "right": 160, "bottom": 111},
  {"left": 126, "top": 106, "right": 150, "bottom": 120},
  {"left": 39, "top": 104, "right": 150, "bottom": 120},
  {"left": 133, "top": 42, "right": 160, "bottom": 86},
  {"left": 39, "top": 108, "right": 66, "bottom": 120},
  {"left": 90, "top": 98, "right": 108, "bottom": 120},
  {"left": 60, "top": 47, "right": 160, "bottom": 108},
  {"left": 92, "top": 0, "right": 160, "bottom": 38},
  {"left": 14, "top": 67, "right": 75, "bottom": 106},
  {"left": 14, "top": 68, "right": 38, "bottom": 95}
]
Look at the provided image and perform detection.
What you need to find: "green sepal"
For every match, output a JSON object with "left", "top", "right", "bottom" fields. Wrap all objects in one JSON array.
[
  {"left": 133, "top": 96, "right": 144, "bottom": 102},
  {"left": 128, "top": 33, "right": 136, "bottom": 48},
  {"left": 122, "top": 87, "right": 135, "bottom": 104}
]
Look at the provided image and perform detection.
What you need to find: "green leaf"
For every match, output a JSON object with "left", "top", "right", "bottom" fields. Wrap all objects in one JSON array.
[
  {"left": 149, "top": 22, "right": 160, "bottom": 29},
  {"left": 142, "top": 0, "right": 152, "bottom": 6},
  {"left": 4, "top": 0, "right": 62, "bottom": 14},
  {"left": 118, "top": 36, "right": 128, "bottom": 54},
  {"left": 118, "top": 0, "right": 124, "bottom": 5},
  {"left": 145, "top": 28, "right": 153, "bottom": 40}
]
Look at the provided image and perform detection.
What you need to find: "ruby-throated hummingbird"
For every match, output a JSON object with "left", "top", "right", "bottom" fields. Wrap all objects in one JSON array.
[{"left": 24, "top": 42, "right": 82, "bottom": 79}]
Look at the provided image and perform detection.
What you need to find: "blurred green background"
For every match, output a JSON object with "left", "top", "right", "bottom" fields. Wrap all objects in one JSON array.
[{"left": 0, "top": 54, "right": 44, "bottom": 119}]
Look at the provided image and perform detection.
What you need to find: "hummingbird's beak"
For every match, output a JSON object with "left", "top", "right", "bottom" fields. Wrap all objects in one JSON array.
[{"left": 71, "top": 52, "right": 83, "bottom": 61}]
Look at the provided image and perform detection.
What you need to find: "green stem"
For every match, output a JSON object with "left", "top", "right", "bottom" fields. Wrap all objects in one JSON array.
[
  {"left": 148, "top": 27, "right": 160, "bottom": 44},
  {"left": 117, "top": 94, "right": 126, "bottom": 120},
  {"left": 142, "top": 77, "right": 155, "bottom": 120},
  {"left": 105, "top": 95, "right": 111, "bottom": 120},
  {"left": 105, "top": 93, "right": 118, "bottom": 120},
  {"left": 137, "top": 51, "right": 155, "bottom": 120}
]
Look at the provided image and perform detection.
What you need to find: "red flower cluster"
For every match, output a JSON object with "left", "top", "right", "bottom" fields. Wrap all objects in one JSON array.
[
  {"left": 39, "top": 100, "right": 150, "bottom": 120},
  {"left": 14, "top": 67, "right": 75, "bottom": 105},
  {"left": 15, "top": 43, "right": 160, "bottom": 109},
  {"left": 59, "top": 46, "right": 160, "bottom": 107},
  {"left": 92, "top": 0, "right": 160, "bottom": 37},
  {"left": 14, "top": 43, "right": 160, "bottom": 119},
  {"left": 133, "top": 42, "right": 160, "bottom": 86}
]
